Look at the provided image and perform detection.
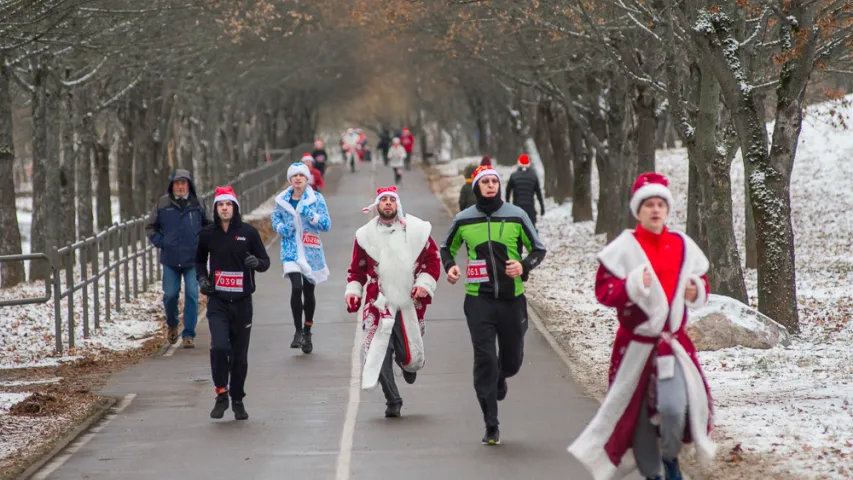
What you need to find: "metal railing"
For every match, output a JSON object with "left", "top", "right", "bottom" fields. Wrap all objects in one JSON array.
[{"left": 1, "top": 147, "right": 305, "bottom": 354}]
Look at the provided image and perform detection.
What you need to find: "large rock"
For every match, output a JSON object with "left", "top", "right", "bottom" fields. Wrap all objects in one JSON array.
[{"left": 686, "top": 294, "right": 791, "bottom": 351}]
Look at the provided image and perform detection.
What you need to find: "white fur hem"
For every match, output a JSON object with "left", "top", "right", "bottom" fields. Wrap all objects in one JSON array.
[
  {"left": 345, "top": 281, "right": 363, "bottom": 298},
  {"left": 685, "top": 274, "right": 707, "bottom": 309},
  {"left": 373, "top": 293, "right": 387, "bottom": 312},
  {"left": 567, "top": 442, "right": 619, "bottom": 480},
  {"left": 413, "top": 272, "right": 437, "bottom": 297}
]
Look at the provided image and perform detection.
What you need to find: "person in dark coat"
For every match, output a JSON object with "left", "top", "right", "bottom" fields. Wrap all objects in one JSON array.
[
  {"left": 457, "top": 163, "right": 479, "bottom": 212},
  {"left": 145, "top": 169, "right": 210, "bottom": 347},
  {"left": 505, "top": 154, "right": 545, "bottom": 226}
]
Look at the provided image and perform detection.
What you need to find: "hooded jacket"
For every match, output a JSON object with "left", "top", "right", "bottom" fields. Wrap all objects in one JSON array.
[
  {"left": 457, "top": 163, "right": 478, "bottom": 212},
  {"left": 195, "top": 200, "right": 271, "bottom": 300},
  {"left": 145, "top": 169, "right": 210, "bottom": 268}
]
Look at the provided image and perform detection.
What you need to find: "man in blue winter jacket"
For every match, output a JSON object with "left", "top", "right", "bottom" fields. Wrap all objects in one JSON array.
[{"left": 145, "top": 169, "right": 210, "bottom": 347}]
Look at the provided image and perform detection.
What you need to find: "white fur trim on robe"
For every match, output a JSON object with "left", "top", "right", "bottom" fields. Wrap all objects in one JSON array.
[
  {"left": 413, "top": 272, "right": 437, "bottom": 297},
  {"left": 568, "top": 229, "right": 714, "bottom": 480},
  {"left": 685, "top": 274, "right": 708, "bottom": 309}
]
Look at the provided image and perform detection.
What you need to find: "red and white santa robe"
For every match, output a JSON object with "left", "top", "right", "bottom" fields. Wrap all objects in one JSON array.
[
  {"left": 568, "top": 228, "right": 716, "bottom": 480},
  {"left": 345, "top": 214, "right": 441, "bottom": 392}
]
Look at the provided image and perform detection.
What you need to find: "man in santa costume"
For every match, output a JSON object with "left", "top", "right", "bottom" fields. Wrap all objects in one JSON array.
[
  {"left": 344, "top": 186, "right": 441, "bottom": 418},
  {"left": 568, "top": 172, "right": 716, "bottom": 480}
]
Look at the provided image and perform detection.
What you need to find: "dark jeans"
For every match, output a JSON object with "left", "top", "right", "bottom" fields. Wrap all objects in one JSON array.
[
  {"left": 162, "top": 265, "right": 198, "bottom": 338},
  {"left": 208, "top": 295, "right": 253, "bottom": 400},
  {"left": 378, "top": 312, "right": 408, "bottom": 405},
  {"left": 288, "top": 272, "right": 316, "bottom": 333},
  {"left": 463, "top": 294, "right": 528, "bottom": 427}
]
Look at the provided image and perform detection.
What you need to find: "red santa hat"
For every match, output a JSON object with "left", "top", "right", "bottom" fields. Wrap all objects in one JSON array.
[
  {"left": 362, "top": 185, "right": 404, "bottom": 217},
  {"left": 629, "top": 172, "right": 674, "bottom": 219},
  {"left": 213, "top": 186, "right": 239, "bottom": 207},
  {"left": 472, "top": 165, "right": 501, "bottom": 187},
  {"left": 301, "top": 153, "right": 314, "bottom": 165},
  {"left": 518, "top": 154, "right": 530, "bottom": 167}
]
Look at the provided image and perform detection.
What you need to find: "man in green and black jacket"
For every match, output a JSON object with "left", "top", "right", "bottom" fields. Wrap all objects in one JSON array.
[{"left": 440, "top": 165, "right": 546, "bottom": 446}]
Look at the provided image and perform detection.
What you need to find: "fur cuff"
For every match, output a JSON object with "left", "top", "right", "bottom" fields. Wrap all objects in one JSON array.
[
  {"left": 625, "top": 265, "right": 651, "bottom": 303},
  {"left": 345, "top": 281, "right": 363, "bottom": 298},
  {"left": 685, "top": 274, "right": 708, "bottom": 309},
  {"left": 413, "top": 272, "right": 438, "bottom": 297}
]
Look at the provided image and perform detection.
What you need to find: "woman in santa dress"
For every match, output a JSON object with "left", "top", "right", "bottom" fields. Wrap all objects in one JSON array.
[{"left": 568, "top": 172, "right": 716, "bottom": 480}]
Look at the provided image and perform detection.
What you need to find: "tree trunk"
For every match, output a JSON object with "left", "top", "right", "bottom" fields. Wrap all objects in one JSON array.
[
  {"left": 61, "top": 86, "right": 77, "bottom": 244},
  {"left": 541, "top": 103, "right": 573, "bottom": 204},
  {"left": 744, "top": 179, "right": 758, "bottom": 268},
  {"left": 117, "top": 103, "right": 135, "bottom": 221},
  {"left": 635, "top": 87, "right": 657, "bottom": 173},
  {"left": 534, "top": 100, "right": 557, "bottom": 198},
  {"left": 595, "top": 75, "right": 635, "bottom": 242},
  {"left": 29, "top": 64, "right": 54, "bottom": 281},
  {"left": 77, "top": 129, "right": 94, "bottom": 239},
  {"left": 569, "top": 120, "right": 593, "bottom": 222},
  {"left": 686, "top": 158, "right": 705, "bottom": 250},
  {"left": 95, "top": 126, "right": 112, "bottom": 231},
  {"left": 0, "top": 58, "right": 24, "bottom": 286}
]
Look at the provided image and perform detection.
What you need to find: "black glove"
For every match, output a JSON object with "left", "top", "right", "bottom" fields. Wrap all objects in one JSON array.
[
  {"left": 199, "top": 277, "right": 215, "bottom": 295},
  {"left": 244, "top": 254, "right": 260, "bottom": 270}
]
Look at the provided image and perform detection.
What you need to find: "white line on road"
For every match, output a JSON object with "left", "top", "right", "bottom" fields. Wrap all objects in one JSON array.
[
  {"left": 335, "top": 299, "right": 363, "bottom": 480},
  {"left": 163, "top": 232, "right": 280, "bottom": 357},
  {"left": 32, "top": 393, "right": 136, "bottom": 480}
]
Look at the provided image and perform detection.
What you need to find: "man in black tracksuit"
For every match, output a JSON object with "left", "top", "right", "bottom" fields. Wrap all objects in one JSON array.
[
  {"left": 196, "top": 186, "right": 270, "bottom": 420},
  {"left": 505, "top": 154, "right": 545, "bottom": 227}
]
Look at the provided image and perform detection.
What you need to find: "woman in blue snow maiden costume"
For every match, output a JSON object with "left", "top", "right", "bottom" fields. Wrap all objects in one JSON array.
[{"left": 271, "top": 162, "right": 332, "bottom": 354}]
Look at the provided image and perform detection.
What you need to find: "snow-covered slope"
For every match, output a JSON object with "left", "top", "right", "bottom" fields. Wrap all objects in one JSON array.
[{"left": 525, "top": 95, "right": 853, "bottom": 478}]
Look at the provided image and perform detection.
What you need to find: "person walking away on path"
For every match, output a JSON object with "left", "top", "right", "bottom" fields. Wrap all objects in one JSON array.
[
  {"left": 387, "top": 137, "right": 407, "bottom": 185},
  {"left": 196, "top": 186, "right": 270, "bottom": 420},
  {"left": 377, "top": 130, "right": 391, "bottom": 166},
  {"left": 457, "top": 162, "right": 479, "bottom": 212},
  {"left": 568, "top": 172, "right": 716, "bottom": 480},
  {"left": 399, "top": 127, "right": 414, "bottom": 170},
  {"left": 145, "top": 169, "right": 209, "bottom": 348},
  {"left": 505, "top": 154, "right": 545, "bottom": 227},
  {"left": 440, "top": 165, "right": 546, "bottom": 445},
  {"left": 301, "top": 154, "right": 325, "bottom": 193},
  {"left": 345, "top": 186, "right": 441, "bottom": 418},
  {"left": 271, "top": 162, "right": 332, "bottom": 354},
  {"left": 311, "top": 140, "right": 328, "bottom": 177}
]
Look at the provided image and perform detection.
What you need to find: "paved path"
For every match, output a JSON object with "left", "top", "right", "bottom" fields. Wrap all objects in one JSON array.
[{"left": 33, "top": 162, "right": 624, "bottom": 480}]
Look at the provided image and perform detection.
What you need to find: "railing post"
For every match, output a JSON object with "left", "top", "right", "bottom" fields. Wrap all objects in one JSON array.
[
  {"left": 65, "top": 249, "right": 75, "bottom": 350},
  {"left": 123, "top": 226, "right": 130, "bottom": 304},
  {"left": 133, "top": 222, "right": 139, "bottom": 297},
  {"left": 104, "top": 229, "right": 111, "bottom": 324},
  {"left": 80, "top": 242, "right": 89, "bottom": 339},
  {"left": 142, "top": 225, "right": 148, "bottom": 293},
  {"left": 93, "top": 236, "right": 100, "bottom": 332},
  {"left": 114, "top": 226, "right": 121, "bottom": 312},
  {"left": 52, "top": 247, "right": 63, "bottom": 355}
]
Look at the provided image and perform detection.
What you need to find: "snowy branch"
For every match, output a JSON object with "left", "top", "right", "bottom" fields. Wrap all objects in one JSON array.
[
  {"left": 96, "top": 71, "right": 144, "bottom": 112},
  {"left": 3, "top": 58, "right": 34, "bottom": 94},
  {"left": 60, "top": 55, "right": 108, "bottom": 87}
]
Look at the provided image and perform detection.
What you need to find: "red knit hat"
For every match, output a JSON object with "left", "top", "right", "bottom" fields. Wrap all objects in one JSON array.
[
  {"left": 629, "top": 172, "right": 673, "bottom": 219},
  {"left": 472, "top": 165, "right": 501, "bottom": 187},
  {"left": 518, "top": 154, "right": 530, "bottom": 167},
  {"left": 480, "top": 156, "right": 492, "bottom": 166}
]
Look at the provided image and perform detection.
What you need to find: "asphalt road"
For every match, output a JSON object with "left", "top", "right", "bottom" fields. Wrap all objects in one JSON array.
[{"left": 33, "top": 161, "right": 623, "bottom": 480}]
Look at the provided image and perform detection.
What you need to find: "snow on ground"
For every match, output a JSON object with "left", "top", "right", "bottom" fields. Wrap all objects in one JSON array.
[
  {"left": 0, "top": 393, "right": 30, "bottom": 415},
  {"left": 0, "top": 254, "right": 164, "bottom": 370},
  {"left": 522, "top": 96, "right": 853, "bottom": 479}
]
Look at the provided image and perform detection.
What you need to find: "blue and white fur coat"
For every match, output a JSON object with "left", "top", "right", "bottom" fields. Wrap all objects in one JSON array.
[{"left": 271, "top": 186, "right": 331, "bottom": 284}]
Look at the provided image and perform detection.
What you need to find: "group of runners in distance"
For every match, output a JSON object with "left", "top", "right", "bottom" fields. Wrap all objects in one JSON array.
[{"left": 147, "top": 131, "right": 715, "bottom": 479}]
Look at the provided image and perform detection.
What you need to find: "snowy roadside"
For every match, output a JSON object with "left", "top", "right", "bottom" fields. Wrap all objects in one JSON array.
[
  {"left": 425, "top": 97, "right": 853, "bottom": 480},
  {"left": 0, "top": 195, "right": 281, "bottom": 477}
]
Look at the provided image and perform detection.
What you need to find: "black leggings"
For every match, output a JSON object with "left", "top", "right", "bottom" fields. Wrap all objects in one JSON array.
[{"left": 288, "top": 273, "right": 316, "bottom": 332}]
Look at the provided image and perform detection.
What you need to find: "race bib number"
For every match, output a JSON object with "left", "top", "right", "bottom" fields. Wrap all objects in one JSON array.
[
  {"left": 302, "top": 232, "right": 321, "bottom": 248},
  {"left": 214, "top": 270, "right": 244, "bottom": 292},
  {"left": 465, "top": 259, "right": 489, "bottom": 283}
]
